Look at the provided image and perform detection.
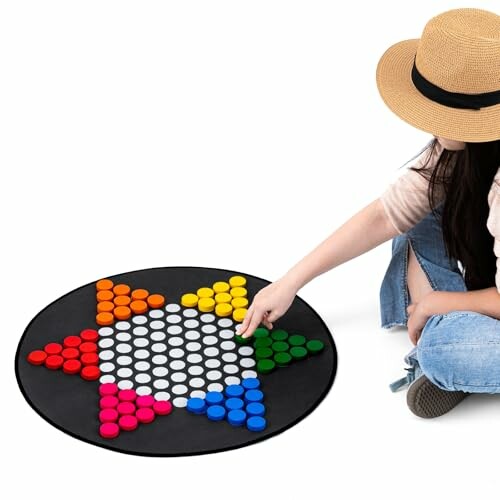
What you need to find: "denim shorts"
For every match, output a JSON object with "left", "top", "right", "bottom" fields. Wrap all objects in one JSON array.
[{"left": 380, "top": 202, "right": 500, "bottom": 394}]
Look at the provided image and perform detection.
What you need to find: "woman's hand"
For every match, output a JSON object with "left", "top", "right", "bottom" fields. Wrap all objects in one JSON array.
[
  {"left": 238, "top": 277, "right": 298, "bottom": 339},
  {"left": 406, "top": 291, "right": 443, "bottom": 345}
]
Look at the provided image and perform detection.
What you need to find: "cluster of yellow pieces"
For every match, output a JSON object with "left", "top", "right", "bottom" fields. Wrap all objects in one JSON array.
[{"left": 181, "top": 275, "right": 248, "bottom": 322}]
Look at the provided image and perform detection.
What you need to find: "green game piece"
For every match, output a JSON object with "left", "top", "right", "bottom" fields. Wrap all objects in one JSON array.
[
  {"left": 274, "top": 352, "right": 292, "bottom": 366},
  {"left": 290, "top": 346, "right": 308, "bottom": 360},
  {"left": 235, "top": 334, "right": 251, "bottom": 345},
  {"left": 306, "top": 339, "right": 325, "bottom": 354},
  {"left": 254, "top": 327, "right": 270, "bottom": 339},
  {"left": 288, "top": 334, "right": 306, "bottom": 347},
  {"left": 255, "top": 347, "right": 273, "bottom": 360},
  {"left": 254, "top": 337, "right": 272, "bottom": 349},
  {"left": 271, "top": 329, "right": 288, "bottom": 341},
  {"left": 271, "top": 341, "right": 289, "bottom": 353},
  {"left": 257, "top": 358, "right": 276, "bottom": 374}
]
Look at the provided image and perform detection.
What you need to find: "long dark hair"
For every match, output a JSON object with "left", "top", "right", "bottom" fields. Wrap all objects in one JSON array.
[{"left": 410, "top": 138, "right": 500, "bottom": 291}]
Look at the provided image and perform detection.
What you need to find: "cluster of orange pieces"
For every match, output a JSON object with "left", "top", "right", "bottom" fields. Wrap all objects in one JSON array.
[{"left": 95, "top": 279, "right": 166, "bottom": 326}]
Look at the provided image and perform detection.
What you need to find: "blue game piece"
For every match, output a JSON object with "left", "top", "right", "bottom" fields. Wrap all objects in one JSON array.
[
  {"left": 205, "top": 391, "right": 224, "bottom": 406},
  {"left": 187, "top": 397, "right": 206, "bottom": 414},
  {"left": 244, "top": 389, "right": 264, "bottom": 403},
  {"left": 225, "top": 397, "right": 244, "bottom": 411},
  {"left": 225, "top": 384, "right": 244, "bottom": 398},
  {"left": 242, "top": 378, "right": 260, "bottom": 390},
  {"left": 227, "top": 409, "right": 247, "bottom": 426},
  {"left": 247, "top": 416, "right": 267, "bottom": 432},
  {"left": 246, "top": 402, "right": 265, "bottom": 417},
  {"left": 207, "top": 404, "right": 226, "bottom": 421}
]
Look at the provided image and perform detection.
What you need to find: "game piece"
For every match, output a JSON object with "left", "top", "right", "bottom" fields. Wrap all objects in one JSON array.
[
  {"left": 229, "top": 275, "right": 246, "bottom": 287},
  {"left": 81, "top": 365, "right": 100, "bottom": 381},
  {"left": 27, "top": 350, "right": 47, "bottom": 365},
  {"left": 197, "top": 287, "right": 214, "bottom": 298},
  {"left": 274, "top": 352, "right": 292, "bottom": 366},
  {"left": 215, "top": 292, "right": 232, "bottom": 305},
  {"left": 225, "top": 384, "right": 244, "bottom": 398},
  {"left": 205, "top": 391, "right": 224, "bottom": 406},
  {"left": 114, "top": 295, "right": 131, "bottom": 307},
  {"left": 80, "top": 329, "right": 98, "bottom": 342},
  {"left": 207, "top": 405, "right": 226, "bottom": 421},
  {"left": 136, "top": 407, "right": 155, "bottom": 424},
  {"left": 63, "top": 336, "right": 82, "bottom": 348},
  {"left": 61, "top": 347, "right": 80, "bottom": 360},
  {"left": 271, "top": 329, "right": 288, "bottom": 341},
  {"left": 212, "top": 281, "right": 230, "bottom": 293},
  {"left": 44, "top": 342, "right": 63, "bottom": 355},
  {"left": 100, "top": 422, "right": 120, "bottom": 439},
  {"left": 181, "top": 293, "right": 199, "bottom": 307},
  {"left": 244, "top": 389, "right": 264, "bottom": 403},
  {"left": 130, "top": 300, "right": 148, "bottom": 314},
  {"left": 96, "top": 290, "right": 114, "bottom": 302},
  {"left": 96, "top": 312, "right": 114, "bottom": 326},
  {"left": 246, "top": 402, "right": 265, "bottom": 417},
  {"left": 45, "top": 354, "right": 64, "bottom": 370},
  {"left": 288, "top": 334, "right": 306, "bottom": 346},
  {"left": 254, "top": 337, "right": 272, "bottom": 348},
  {"left": 100, "top": 396, "right": 119, "bottom": 409},
  {"left": 153, "top": 400, "right": 173, "bottom": 415},
  {"left": 79, "top": 342, "right": 97, "bottom": 354},
  {"left": 231, "top": 296, "right": 249, "bottom": 309},
  {"left": 187, "top": 397, "right": 206, "bottom": 414},
  {"left": 198, "top": 297, "right": 215, "bottom": 312},
  {"left": 255, "top": 347, "right": 273, "bottom": 360},
  {"left": 63, "top": 359, "right": 82, "bottom": 374},
  {"left": 232, "top": 308, "right": 247, "bottom": 322},
  {"left": 114, "top": 306, "right": 132, "bottom": 320},
  {"left": 242, "top": 378, "right": 260, "bottom": 390},
  {"left": 257, "top": 359, "right": 275, "bottom": 374},
  {"left": 225, "top": 398, "right": 244, "bottom": 411},
  {"left": 131, "top": 289, "right": 149, "bottom": 301},
  {"left": 230, "top": 287, "right": 247, "bottom": 299},
  {"left": 227, "top": 409, "right": 246, "bottom": 426},
  {"left": 118, "top": 389, "right": 136, "bottom": 402},
  {"left": 96, "top": 279, "right": 114, "bottom": 291},
  {"left": 99, "top": 383, "right": 119, "bottom": 396},
  {"left": 136, "top": 395, "right": 155, "bottom": 408},
  {"left": 118, "top": 415, "right": 138, "bottom": 431},
  {"left": 81, "top": 352, "right": 99, "bottom": 366},
  {"left": 253, "top": 327, "right": 269, "bottom": 338},
  {"left": 147, "top": 294, "right": 165, "bottom": 308},
  {"left": 99, "top": 408, "right": 119, "bottom": 423},
  {"left": 306, "top": 339, "right": 325, "bottom": 354},
  {"left": 235, "top": 334, "right": 251, "bottom": 345},
  {"left": 113, "top": 284, "right": 131, "bottom": 296},
  {"left": 271, "top": 341, "right": 289, "bottom": 353},
  {"left": 117, "top": 402, "right": 136, "bottom": 415},
  {"left": 247, "top": 416, "right": 267, "bottom": 432},
  {"left": 290, "top": 346, "right": 308, "bottom": 360},
  {"left": 215, "top": 303, "right": 232, "bottom": 317}
]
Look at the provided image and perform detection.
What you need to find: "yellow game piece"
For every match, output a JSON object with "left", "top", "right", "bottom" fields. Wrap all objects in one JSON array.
[
  {"left": 181, "top": 293, "right": 199, "bottom": 307},
  {"left": 214, "top": 292, "right": 232, "bottom": 304},
  {"left": 215, "top": 303, "right": 233, "bottom": 317},
  {"left": 233, "top": 307, "right": 247, "bottom": 322},
  {"left": 231, "top": 297, "right": 249, "bottom": 309},
  {"left": 229, "top": 275, "right": 246, "bottom": 287},
  {"left": 198, "top": 297, "right": 215, "bottom": 312},
  {"left": 230, "top": 286, "right": 247, "bottom": 298},
  {"left": 197, "top": 287, "right": 214, "bottom": 299},
  {"left": 212, "top": 281, "right": 230, "bottom": 294}
]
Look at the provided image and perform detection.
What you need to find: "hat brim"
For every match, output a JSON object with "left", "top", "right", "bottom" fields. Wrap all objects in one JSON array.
[{"left": 376, "top": 39, "right": 500, "bottom": 143}]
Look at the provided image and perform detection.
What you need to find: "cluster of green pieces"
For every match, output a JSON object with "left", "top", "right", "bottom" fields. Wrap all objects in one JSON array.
[{"left": 235, "top": 327, "right": 325, "bottom": 374}]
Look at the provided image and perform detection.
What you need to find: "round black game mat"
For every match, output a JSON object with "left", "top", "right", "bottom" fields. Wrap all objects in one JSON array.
[{"left": 15, "top": 266, "right": 337, "bottom": 456}]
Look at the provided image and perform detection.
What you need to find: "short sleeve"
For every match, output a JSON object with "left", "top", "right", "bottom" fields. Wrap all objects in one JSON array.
[{"left": 486, "top": 180, "right": 500, "bottom": 294}]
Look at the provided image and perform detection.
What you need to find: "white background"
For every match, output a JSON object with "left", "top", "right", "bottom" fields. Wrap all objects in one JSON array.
[{"left": 2, "top": 1, "right": 499, "bottom": 498}]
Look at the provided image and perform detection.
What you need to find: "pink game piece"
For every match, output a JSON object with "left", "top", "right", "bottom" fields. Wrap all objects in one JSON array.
[
  {"left": 119, "top": 415, "right": 138, "bottom": 431},
  {"left": 136, "top": 407, "right": 155, "bottom": 424},
  {"left": 99, "top": 383, "right": 119, "bottom": 397},
  {"left": 100, "top": 422, "right": 120, "bottom": 439},
  {"left": 100, "top": 396, "right": 119, "bottom": 409},
  {"left": 99, "top": 408, "right": 119, "bottom": 423},
  {"left": 118, "top": 389, "right": 137, "bottom": 402},
  {"left": 153, "top": 400, "right": 173, "bottom": 416},
  {"left": 117, "top": 401, "right": 136, "bottom": 415},
  {"left": 136, "top": 395, "right": 155, "bottom": 408}
]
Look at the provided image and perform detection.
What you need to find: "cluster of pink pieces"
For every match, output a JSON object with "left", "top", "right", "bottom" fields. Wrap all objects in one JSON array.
[{"left": 99, "top": 383, "right": 173, "bottom": 439}]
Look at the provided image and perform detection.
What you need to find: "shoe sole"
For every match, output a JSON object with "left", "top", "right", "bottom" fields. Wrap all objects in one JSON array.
[{"left": 407, "top": 374, "right": 469, "bottom": 418}]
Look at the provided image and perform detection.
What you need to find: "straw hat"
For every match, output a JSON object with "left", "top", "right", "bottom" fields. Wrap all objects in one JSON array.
[{"left": 376, "top": 8, "right": 500, "bottom": 143}]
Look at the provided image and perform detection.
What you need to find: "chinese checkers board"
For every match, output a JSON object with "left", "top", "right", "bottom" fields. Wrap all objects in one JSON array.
[{"left": 15, "top": 266, "right": 337, "bottom": 456}]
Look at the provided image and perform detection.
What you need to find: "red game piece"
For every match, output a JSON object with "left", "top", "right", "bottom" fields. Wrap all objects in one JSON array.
[
  {"left": 80, "top": 352, "right": 99, "bottom": 366},
  {"left": 99, "top": 408, "right": 119, "bottom": 423},
  {"left": 153, "top": 400, "right": 173, "bottom": 416},
  {"left": 118, "top": 415, "right": 138, "bottom": 431},
  {"left": 63, "top": 335, "right": 82, "bottom": 348},
  {"left": 27, "top": 350, "right": 47, "bottom": 365},
  {"left": 117, "top": 401, "right": 136, "bottom": 415},
  {"left": 80, "top": 329, "right": 99, "bottom": 342},
  {"left": 79, "top": 342, "right": 97, "bottom": 354},
  {"left": 44, "top": 342, "right": 63, "bottom": 355},
  {"left": 100, "top": 396, "right": 119, "bottom": 409},
  {"left": 99, "top": 383, "right": 119, "bottom": 397},
  {"left": 118, "top": 389, "right": 136, "bottom": 402},
  {"left": 100, "top": 422, "right": 120, "bottom": 439},
  {"left": 81, "top": 365, "right": 100, "bottom": 381},
  {"left": 136, "top": 407, "right": 155, "bottom": 424},
  {"left": 61, "top": 347, "right": 80, "bottom": 360},
  {"left": 45, "top": 354, "right": 64, "bottom": 370},
  {"left": 62, "top": 359, "right": 81, "bottom": 374},
  {"left": 136, "top": 395, "right": 155, "bottom": 408}
]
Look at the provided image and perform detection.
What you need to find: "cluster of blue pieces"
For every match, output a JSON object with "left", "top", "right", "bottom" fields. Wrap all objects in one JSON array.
[{"left": 186, "top": 377, "right": 267, "bottom": 432}]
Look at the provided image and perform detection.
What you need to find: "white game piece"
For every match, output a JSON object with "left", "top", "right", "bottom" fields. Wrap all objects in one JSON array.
[
  {"left": 117, "top": 380, "right": 134, "bottom": 390},
  {"left": 202, "top": 335, "right": 218, "bottom": 346},
  {"left": 166, "top": 314, "right": 182, "bottom": 324},
  {"left": 116, "top": 343, "right": 132, "bottom": 354},
  {"left": 188, "top": 365, "right": 204, "bottom": 376},
  {"left": 217, "top": 318, "right": 233, "bottom": 328},
  {"left": 133, "top": 326, "right": 148, "bottom": 337},
  {"left": 172, "top": 385, "right": 188, "bottom": 395},
  {"left": 98, "top": 338, "right": 114, "bottom": 349},
  {"left": 154, "top": 391, "right": 171, "bottom": 401},
  {"left": 150, "top": 320, "right": 165, "bottom": 330},
  {"left": 167, "top": 337, "right": 183, "bottom": 347},
  {"left": 205, "top": 359, "right": 221, "bottom": 369},
  {"left": 185, "top": 330, "right": 200, "bottom": 341},
  {"left": 170, "top": 348, "right": 185, "bottom": 358},
  {"left": 200, "top": 313, "right": 215, "bottom": 323},
  {"left": 207, "top": 383, "right": 223, "bottom": 392},
  {"left": 238, "top": 346, "right": 254, "bottom": 356},
  {"left": 149, "top": 309, "right": 164, "bottom": 319},
  {"left": 134, "top": 349, "right": 150, "bottom": 360},
  {"left": 201, "top": 324, "right": 217, "bottom": 334},
  {"left": 98, "top": 327, "right": 114, "bottom": 337},
  {"left": 186, "top": 342, "right": 201, "bottom": 352},
  {"left": 170, "top": 360, "right": 185, "bottom": 370},
  {"left": 224, "top": 376, "right": 240, "bottom": 386},
  {"left": 136, "top": 386, "right": 152, "bottom": 396},
  {"left": 207, "top": 370, "right": 222, "bottom": 381},
  {"left": 186, "top": 354, "right": 202, "bottom": 364},
  {"left": 100, "top": 374, "right": 115, "bottom": 384},
  {"left": 241, "top": 370, "right": 258, "bottom": 379},
  {"left": 133, "top": 338, "right": 149, "bottom": 348},
  {"left": 182, "top": 308, "right": 198, "bottom": 318},
  {"left": 151, "top": 331, "right": 166, "bottom": 341},
  {"left": 171, "top": 372, "right": 187, "bottom": 383},
  {"left": 135, "top": 373, "right": 151, "bottom": 384},
  {"left": 220, "top": 341, "right": 236, "bottom": 351},
  {"left": 167, "top": 325, "right": 182, "bottom": 335},
  {"left": 184, "top": 319, "right": 199, "bottom": 329},
  {"left": 189, "top": 378, "right": 205, "bottom": 388},
  {"left": 204, "top": 347, "right": 219, "bottom": 357},
  {"left": 152, "top": 343, "right": 168, "bottom": 352},
  {"left": 165, "top": 303, "right": 181, "bottom": 313},
  {"left": 222, "top": 353, "right": 237, "bottom": 363},
  {"left": 116, "top": 332, "right": 131, "bottom": 342},
  {"left": 99, "top": 350, "right": 114, "bottom": 361},
  {"left": 223, "top": 364, "right": 239, "bottom": 374},
  {"left": 117, "top": 367, "right": 133, "bottom": 378},
  {"left": 134, "top": 361, "right": 150, "bottom": 371},
  {"left": 172, "top": 397, "right": 187, "bottom": 408},
  {"left": 117, "top": 356, "right": 133, "bottom": 366},
  {"left": 152, "top": 366, "right": 168, "bottom": 377},
  {"left": 240, "top": 358, "right": 256, "bottom": 368},
  {"left": 152, "top": 354, "right": 168, "bottom": 365},
  {"left": 219, "top": 329, "right": 234, "bottom": 340},
  {"left": 132, "top": 315, "right": 148, "bottom": 325},
  {"left": 153, "top": 379, "right": 169, "bottom": 389},
  {"left": 115, "top": 321, "right": 131, "bottom": 331},
  {"left": 190, "top": 390, "right": 206, "bottom": 399}
]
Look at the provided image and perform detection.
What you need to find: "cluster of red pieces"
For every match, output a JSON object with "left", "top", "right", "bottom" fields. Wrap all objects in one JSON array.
[
  {"left": 99, "top": 384, "right": 173, "bottom": 439},
  {"left": 26, "top": 329, "right": 101, "bottom": 380}
]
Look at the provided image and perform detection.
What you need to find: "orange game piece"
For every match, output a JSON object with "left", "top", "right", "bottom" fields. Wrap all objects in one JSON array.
[
  {"left": 113, "top": 284, "right": 131, "bottom": 296},
  {"left": 96, "top": 312, "right": 114, "bottom": 326},
  {"left": 97, "top": 301, "right": 115, "bottom": 313},
  {"left": 96, "top": 279, "right": 114, "bottom": 292},
  {"left": 114, "top": 295, "right": 131, "bottom": 307},
  {"left": 114, "top": 306, "right": 132, "bottom": 320},
  {"left": 147, "top": 294, "right": 165, "bottom": 309},
  {"left": 131, "top": 289, "right": 149, "bottom": 301},
  {"left": 130, "top": 300, "right": 148, "bottom": 314},
  {"left": 97, "top": 290, "right": 114, "bottom": 302}
]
